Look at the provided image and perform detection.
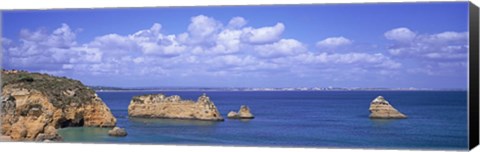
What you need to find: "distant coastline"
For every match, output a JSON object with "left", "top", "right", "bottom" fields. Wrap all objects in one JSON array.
[{"left": 89, "top": 86, "right": 467, "bottom": 92}]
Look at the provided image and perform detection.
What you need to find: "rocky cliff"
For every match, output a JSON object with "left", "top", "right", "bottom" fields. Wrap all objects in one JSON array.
[
  {"left": 1, "top": 70, "right": 116, "bottom": 141},
  {"left": 227, "top": 105, "right": 254, "bottom": 119},
  {"left": 369, "top": 96, "right": 407, "bottom": 119},
  {"left": 128, "top": 93, "right": 224, "bottom": 121}
]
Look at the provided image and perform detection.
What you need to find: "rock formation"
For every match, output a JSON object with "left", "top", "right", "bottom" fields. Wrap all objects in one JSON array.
[
  {"left": 35, "top": 126, "right": 63, "bottom": 141},
  {"left": 128, "top": 93, "right": 224, "bottom": 121},
  {"left": 369, "top": 96, "right": 407, "bottom": 119},
  {"left": 108, "top": 127, "right": 127, "bottom": 137},
  {"left": 227, "top": 105, "right": 254, "bottom": 119},
  {"left": 1, "top": 70, "right": 117, "bottom": 141}
]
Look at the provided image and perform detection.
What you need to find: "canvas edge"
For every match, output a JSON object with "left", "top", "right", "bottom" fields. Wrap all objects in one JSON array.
[{"left": 469, "top": 1, "right": 480, "bottom": 150}]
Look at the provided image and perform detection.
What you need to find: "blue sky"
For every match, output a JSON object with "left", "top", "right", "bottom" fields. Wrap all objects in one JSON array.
[{"left": 1, "top": 2, "right": 470, "bottom": 89}]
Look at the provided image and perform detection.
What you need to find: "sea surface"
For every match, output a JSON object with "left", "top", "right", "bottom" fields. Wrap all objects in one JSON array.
[{"left": 58, "top": 91, "right": 468, "bottom": 150}]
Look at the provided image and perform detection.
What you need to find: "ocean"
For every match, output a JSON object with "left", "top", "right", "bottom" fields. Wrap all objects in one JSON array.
[{"left": 57, "top": 91, "right": 468, "bottom": 150}]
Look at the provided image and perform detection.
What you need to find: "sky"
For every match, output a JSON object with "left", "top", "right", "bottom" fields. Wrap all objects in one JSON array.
[{"left": 1, "top": 2, "right": 470, "bottom": 89}]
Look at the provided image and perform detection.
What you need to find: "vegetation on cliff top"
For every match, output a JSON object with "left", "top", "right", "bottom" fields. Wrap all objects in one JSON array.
[{"left": 2, "top": 70, "right": 97, "bottom": 108}]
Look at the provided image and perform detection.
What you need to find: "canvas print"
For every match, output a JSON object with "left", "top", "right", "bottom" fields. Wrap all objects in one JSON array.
[{"left": 0, "top": 2, "right": 473, "bottom": 150}]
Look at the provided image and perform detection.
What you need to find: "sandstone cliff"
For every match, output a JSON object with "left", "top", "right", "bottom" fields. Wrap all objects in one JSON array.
[
  {"left": 227, "top": 105, "right": 254, "bottom": 119},
  {"left": 128, "top": 93, "right": 224, "bottom": 121},
  {"left": 369, "top": 96, "right": 407, "bottom": 119},
  {"left": 1, "top": 70, "right": 117, "bottom": 141}
]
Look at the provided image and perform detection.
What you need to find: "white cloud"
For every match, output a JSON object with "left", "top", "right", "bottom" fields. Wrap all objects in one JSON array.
[
  {"left": 186, "top": 15, "right": 222, "bottom": 45},
  {"left": 19, "top": 28, "right": 48, "bottom": 43},
  {"left": 228, "top": 17, "right": 247, "bottom": 29},
  {"left": 18, "top": 23, "right": 77, "bottom": 49},
  {"left": 3, "top": 24, "right": 84, "bottom": 72},
  {"left": 424, "top": 52, "right": 467, "bottom": 60},
  {"left": 87, "top": 23, "right": 187, "bottom": 57},
  {"left": 89, "top": 34, "right": 138, "bottom": 54},
  {"left": 210, "top": 29, "right": 243, "bottom": 54},
  {"left": 384, "top": 27, "right": 416, "bottom": 42},
  {"left": 385, "top": 27, "right": 468, "bottom": 61},
  {"left": 2, "top": 37, "right": 12, "bottom": 45},
  {"left": 254, "top": 39, "right": 306, "bottom": 58},
  {"left": 130, "top": 23, "right": 162, "bottom": 41},
  {"left": 207, "top": 55, "right": 256, "bottom": 67},
  {"left": 4, "top": 15, "right": 409, "bottom": 81},
  {"left": 385, "top": 27, "right": 468, "bottom": 77},
  {"left": 294, "top": 52, "right": 401, "bottom": 69},
  {"left": 421, "top": 31, "right": 468, "bottom": 44},
  {"left": 241, "top": 23, "right": 285, "bottom": 44},
  {"left": 62, "top": 64, "right": 74, "bottom": 69},
  {"left": 69, "top": 47, "right": 103, "bottom": 63},
  {"left": 47, "top": 23, "right": 77, "bottom": 48},
  {"left": 316, "top": 36, "right": 352, "bottom": 49},
  {"left": 135, "top": 34, "right": 186, "bottom": 56}
]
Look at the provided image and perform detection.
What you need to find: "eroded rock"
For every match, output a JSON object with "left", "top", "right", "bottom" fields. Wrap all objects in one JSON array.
[{"left": 35, "top": 126, "right": 63, "bottom": 142}]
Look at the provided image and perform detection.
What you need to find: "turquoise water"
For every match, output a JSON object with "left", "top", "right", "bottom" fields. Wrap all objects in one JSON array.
[{"left": 58, "top": 91, "right": 468, "bottom": 150}]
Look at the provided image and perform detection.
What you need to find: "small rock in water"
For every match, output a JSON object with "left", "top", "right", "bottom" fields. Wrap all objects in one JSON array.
[
  {"left": 108, "top": 127, "right": 128, "bottom": 137},
  {"left": 227, "top": 105, "right": 254, "bottom": 119},
  {"left": 227, "top": 111, "right": 238, "bottom": 118}
]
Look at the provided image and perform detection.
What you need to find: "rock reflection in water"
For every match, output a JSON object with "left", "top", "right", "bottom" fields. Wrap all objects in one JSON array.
[{"left": 128, "top": 117, "right": 221, "bottom": 127}]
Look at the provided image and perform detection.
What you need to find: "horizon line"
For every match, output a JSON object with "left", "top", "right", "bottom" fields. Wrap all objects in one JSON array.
[{"left": 87, "top": 85, "right": 467, "bottom": 91}]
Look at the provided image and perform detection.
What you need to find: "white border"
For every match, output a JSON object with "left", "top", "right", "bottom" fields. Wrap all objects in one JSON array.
[{"left": 0, "top": 0, "right": 478, "bottom": 152}]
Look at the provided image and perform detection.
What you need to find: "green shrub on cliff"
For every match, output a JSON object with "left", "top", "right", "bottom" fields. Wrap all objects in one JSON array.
[
  {"left": 18, "top": 74, "right": 34, "bottom": 82},
  {"left": 2, "top": 71, "right": 96, "bottom": 108}
]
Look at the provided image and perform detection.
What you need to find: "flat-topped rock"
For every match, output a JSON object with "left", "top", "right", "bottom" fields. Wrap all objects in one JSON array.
[
  {"left": 128, "top": 93, "right": 224, "bottom": 121},
  {"left": 369, "top": 96, "right": 407, "bottom": 119},
  {"left": 227, "top": 105, "right": 254, "bottom": 119}
]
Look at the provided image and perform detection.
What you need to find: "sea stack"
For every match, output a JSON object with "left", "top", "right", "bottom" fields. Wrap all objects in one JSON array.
[
  {"left": 1, "top": 70, "right": 117, "bottom": 141},
  {"left": 227, "top": 105, "right": 254, "bottom": 119},
  {"left": 369, "top": 96, "right": 407, "bottom": 119},
  {"left": 127, "top": 93, "right": 224, "bottom": 121}
]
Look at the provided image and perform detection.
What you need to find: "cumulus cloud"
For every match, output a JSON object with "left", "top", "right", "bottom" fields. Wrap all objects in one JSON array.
[
  {"left": 254, "top": 39, "right": 306, "bottom": 58},
  {"left": 384, "top": 27, "right": 416, "bottom": 42},
  {"left": 210, "top": 29, "right": 243, "bottom": 54},
  {"left": 87, "top": 23, "right": 187, "bottom": 57},
  {"left": 293, "top": 52, "right": 401, "bottom": 69},
  {"left": 228, "top": 17, "right": 247, "bottom": 29},
  {"left": 316, "top": 36, "right": 352, "bottom": 49},
  {"left": 1, "top": 37, "right": 13, "bottom": 54},
  {"left": 19, "top": 23, "right": 77, "bottom": 49},
  {"left": 2, "top": 37, "right": 12, "bottom": 45},
  {"left": 385, "top": 27, "right": 468, "bottom": 61},
  {"left": 4, "top": 24, "right": 81, "bottom": 71},
  {"left": 185, "top": 15, "right": 223, "bottom": 45},
  {"left": 385, "top": 27, "right": 468, "bottom": 77},
  {"left": 88, "top": 34, "right": 139, "bottom": 55},
  {"left": 241, "top": 23, "right": 285, "bottom": 44},
  {"left": 4, "top": 15, "right": 412, "bottom": 84}
]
